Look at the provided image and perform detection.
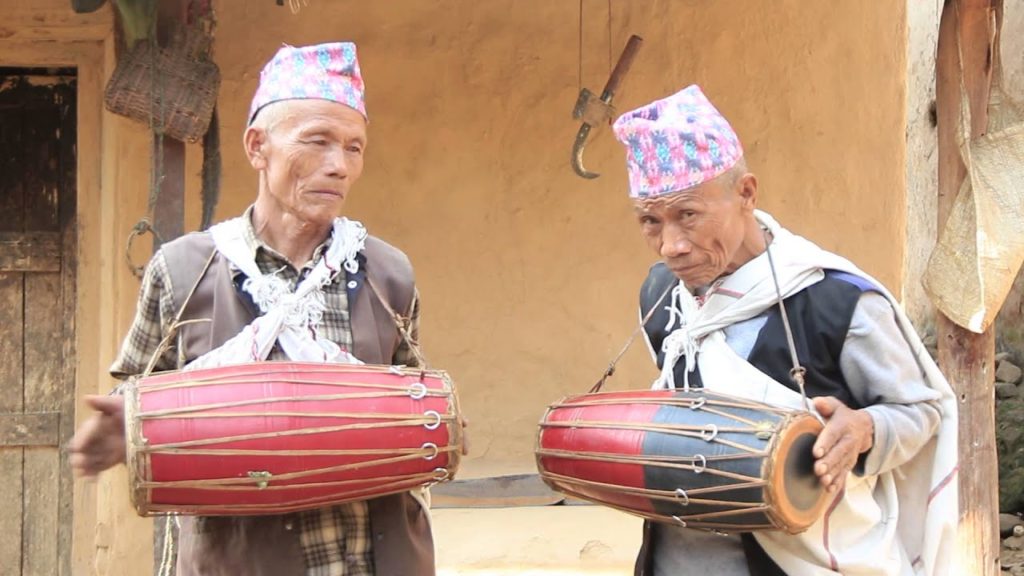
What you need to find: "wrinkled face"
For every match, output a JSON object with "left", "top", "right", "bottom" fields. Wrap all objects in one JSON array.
[
  {"left": 634, "top": 171, "right": 755, "bottom": 287},
  {"left": 246, "top": 99, "right": 367, "bottom": 227}
]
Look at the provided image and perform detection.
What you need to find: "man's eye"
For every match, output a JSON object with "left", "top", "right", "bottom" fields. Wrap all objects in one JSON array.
[
  {"left": 639, "top": 216, "right": 658, "bottom": 225},
  {"left": 347, "top": 145, "right": 363, "bottom": 154},
  {"left": 680, "top": 210, "right": 697, "bottom": 219}
]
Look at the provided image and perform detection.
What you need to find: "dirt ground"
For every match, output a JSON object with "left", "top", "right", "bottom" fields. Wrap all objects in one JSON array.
[
  {"left": 431, "top": 459, "right": 641, "bottom": 575},
  {"left": 433, "top": 506, "right": 641, "bottom": 576}
]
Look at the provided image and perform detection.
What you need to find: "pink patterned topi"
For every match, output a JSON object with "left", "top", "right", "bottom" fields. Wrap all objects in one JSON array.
[
  {"left": 612, "top": 85, "right": 743, "bottom": 199},
  {"left": 248, "top": 42, "right": 367, "bottom": 125}
]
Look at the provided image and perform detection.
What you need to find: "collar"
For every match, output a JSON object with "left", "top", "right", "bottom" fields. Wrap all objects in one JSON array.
[{"left": 230, "top": 205, "right": 337, "bottom": 279}]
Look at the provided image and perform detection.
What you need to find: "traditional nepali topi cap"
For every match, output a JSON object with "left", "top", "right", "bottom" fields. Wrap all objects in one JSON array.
[
  {"left": 248, "top": 42, "right": 367, "bottom": 125},
  {"left": 612, "top": 85, "right": 743, "bottom": 199}
]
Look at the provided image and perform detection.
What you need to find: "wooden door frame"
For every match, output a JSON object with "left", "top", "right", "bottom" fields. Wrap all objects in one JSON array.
[{"left": 0, "top": 18, "right": 119, "bottom": 576}]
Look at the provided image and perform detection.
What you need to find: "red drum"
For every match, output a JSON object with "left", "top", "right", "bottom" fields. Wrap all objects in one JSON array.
[
  {"left": 536, "top": 388, "right": 829, "bottom": 534},
  {"left": 125, "top": 362, "right": 462, "bottom": 516}
]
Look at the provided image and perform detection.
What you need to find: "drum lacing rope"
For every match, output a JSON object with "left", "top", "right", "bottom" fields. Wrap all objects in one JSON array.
[{"left": 762, "top": 227, "right": 820, "bottom": 419}]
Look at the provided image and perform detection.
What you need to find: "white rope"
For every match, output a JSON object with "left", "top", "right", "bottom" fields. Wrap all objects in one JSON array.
[{"left": 655, "top": 282, "right": 700, "bottom": 390}]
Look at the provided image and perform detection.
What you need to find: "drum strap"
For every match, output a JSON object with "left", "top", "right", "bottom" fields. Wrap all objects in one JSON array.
[
  {"left": 761, "top": 227, "right": 816, "bottom": 417},
  {"left": 589, "top": 282, "right": 674, "bottom": 394},
  {"left": 142, "top": 248, "right": 219, "bottom": 377},
  {"left": 365, "top": 274, "right": 428, "bottom": 368}
]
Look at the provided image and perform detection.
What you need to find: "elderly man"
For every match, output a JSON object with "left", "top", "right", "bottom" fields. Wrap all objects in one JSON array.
[
  {"left": 612, "top": 86, "right": 959, "bottom": 575},
  {"left": 70, "top": 42, "right": 435, "bottom": 576}
]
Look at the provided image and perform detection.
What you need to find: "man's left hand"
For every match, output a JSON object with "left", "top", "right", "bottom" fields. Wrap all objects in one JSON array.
[{"left": 811, "top": 396, "right": 874, "bottom": 494}]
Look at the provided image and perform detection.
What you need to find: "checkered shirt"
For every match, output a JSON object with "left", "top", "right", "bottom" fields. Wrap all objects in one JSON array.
[{"left": 110, "top": 208, "right": 421, "bottom": 576}]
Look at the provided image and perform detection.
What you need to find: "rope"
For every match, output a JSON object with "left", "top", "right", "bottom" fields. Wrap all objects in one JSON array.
[
  {"left": 762, "top": 228, "right": 818, "bottom": 418},
  {"left": 578, "top": 0, "right": 583, "bottom": 92},
  {"left": 589, "top": 281, "right": 674, "bottom": 393},
  {"left": 125, "top": 218, "right": 164, "bottom": 279},
  {"left": 607, "top": 0, "right": 612, "bottom": 74},
  {"left": 365, "top": 275, "right": 429, "bottom": 368}
]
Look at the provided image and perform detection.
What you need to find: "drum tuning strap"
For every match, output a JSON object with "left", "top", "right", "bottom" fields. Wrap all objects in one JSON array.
[
  {"left": 142, "top": 249, "right": 220, "bottom": 378},
  {"left": 762, "top": 228, "right": 819, "bottom": 418},
  {"left": 589, "top": 282, "right": 675, "bottom": 394},
  {"left": 365, "top": 274, "right": 429, "bottom": 369}
]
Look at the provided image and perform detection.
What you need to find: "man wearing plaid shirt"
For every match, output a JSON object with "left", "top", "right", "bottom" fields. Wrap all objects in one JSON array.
[{"left": 70, "top": 42, "right": 439, "bottom": 576}]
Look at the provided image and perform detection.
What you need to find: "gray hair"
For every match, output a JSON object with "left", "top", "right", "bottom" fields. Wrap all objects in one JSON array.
[{"left": 249, "top": 101, "right": 297, "bottom": 135}]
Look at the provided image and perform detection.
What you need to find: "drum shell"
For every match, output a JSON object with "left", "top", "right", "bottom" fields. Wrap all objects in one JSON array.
[
  {"left": 125, "top": 361, "right": 462, "bottom": 516},
  {"left": 535, "top": 388, "right": 828, "bottom": 534}
]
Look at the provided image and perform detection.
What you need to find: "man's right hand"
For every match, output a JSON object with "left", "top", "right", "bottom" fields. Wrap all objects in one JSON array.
[{"left": 70, "top": 395, "right": 127, "bottom": 477}]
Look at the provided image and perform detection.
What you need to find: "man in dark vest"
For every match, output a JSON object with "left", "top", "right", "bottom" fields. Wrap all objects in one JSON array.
[
  {"left": 611, "top": 85, "right": 959, "bottom": 575},
  {"left": 70, "top": 42, "right": 438, "bottom": 576}
]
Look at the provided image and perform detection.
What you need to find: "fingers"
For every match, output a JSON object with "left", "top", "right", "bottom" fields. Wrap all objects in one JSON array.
[
  {"left": 814, "top": 434, "right": 859, "bottom": 492},
  {"left": 810, "top": 396, "right": 874, "bottom": 493},
  {"left": 85, "top": 395, "right": 125, "bottom": 417},
  {"left": 69, "top": 399, "right": 129, "bottom": 478},
  {"left": 812, "top": 395, "right": 840, "bottom": 419}
]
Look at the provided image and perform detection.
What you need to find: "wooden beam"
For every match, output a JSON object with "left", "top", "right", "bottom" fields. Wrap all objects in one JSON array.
[
  {"left": 0, "top": 412, "right": 60, "bottom": 448},
  {"left": 149, "top": 0, "right": 188, "bottom": 252},
  {"left": 0, "top": 232, "right": 60, "bottom": 272},
  {"left": 936, "top": 1, "right": 1002, "bottom": 574},
  {"left": 150, "top": 6, "right": 188, "bottom": 573},
  {"left": 0, "top": 5, "right": 112, "bottom": 43}
]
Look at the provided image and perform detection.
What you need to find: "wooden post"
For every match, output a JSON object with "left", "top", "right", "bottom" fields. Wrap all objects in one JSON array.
[
  {"left": 936, "top": 1, "right": 1002, "bottom": 573},
  {"left": 150, "top": 1, "right": 188, "bottom": 573},
  {"left": 150, "top": 0, "right": 187, "bottom": 251}
]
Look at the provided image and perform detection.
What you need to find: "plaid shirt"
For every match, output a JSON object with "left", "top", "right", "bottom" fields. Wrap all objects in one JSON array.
[{"left": 111, "top": 208, "right": 421, "bottom": 576}]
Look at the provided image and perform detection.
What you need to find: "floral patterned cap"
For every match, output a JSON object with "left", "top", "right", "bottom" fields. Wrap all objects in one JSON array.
[
  {"left": 248, "top": 42, "right": 367, "bottom": 125},
  {"left": 612, "top": 85, "right": 743, "bottom": 199}
]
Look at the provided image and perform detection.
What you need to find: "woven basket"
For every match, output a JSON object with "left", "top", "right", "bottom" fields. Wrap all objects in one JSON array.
[{"left": 105, "top": 27, "right": 220, "bottom": 143}]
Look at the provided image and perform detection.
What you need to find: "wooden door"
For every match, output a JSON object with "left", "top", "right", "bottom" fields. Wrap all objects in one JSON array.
[{"left": 0, "top": 68, "right": 77, "bottom": 576}]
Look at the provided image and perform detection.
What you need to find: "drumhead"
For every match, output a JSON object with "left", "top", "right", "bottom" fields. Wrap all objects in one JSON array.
[{"left": 764, "top": 413, "right": 830, "bottom": 534}]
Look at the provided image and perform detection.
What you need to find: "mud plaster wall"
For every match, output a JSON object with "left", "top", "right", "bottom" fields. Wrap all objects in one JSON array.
[
  {"left": 207, "top": 0, "right": 908, "bottom": 465},
  {"left": 904, "top": 0, "right": 941, "bottom": 330},
  {"left": 8, "top": 1, "right": 908, "bottom": 574}
]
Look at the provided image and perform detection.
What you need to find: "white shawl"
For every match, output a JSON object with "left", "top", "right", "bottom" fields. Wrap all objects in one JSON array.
[
  {"left": 185, "top": 215, "right": 367, "bottom": 370},
  {"left": 652, "top": 210, "right": 958, "bottom": 575}
]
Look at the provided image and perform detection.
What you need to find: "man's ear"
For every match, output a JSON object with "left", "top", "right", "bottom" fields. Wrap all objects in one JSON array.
[
  {"left": 738, "top": 173, "right": 758, "bottom": 212},
  {"left": 243, "top": 126, "right": 268, "bottom": 170}
]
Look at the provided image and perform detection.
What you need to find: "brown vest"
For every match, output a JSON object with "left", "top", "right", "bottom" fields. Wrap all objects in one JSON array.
[{"left": 160, "top": 231, "right": 435, "bottom": 576}]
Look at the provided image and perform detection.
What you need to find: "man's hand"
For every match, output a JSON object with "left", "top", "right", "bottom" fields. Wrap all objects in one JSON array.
[
  {"left": 811, "top": 396, "right": 874, "bottom": 494},
  {"left": 69, "top": 395, "right": 127, "bottom": 477}
]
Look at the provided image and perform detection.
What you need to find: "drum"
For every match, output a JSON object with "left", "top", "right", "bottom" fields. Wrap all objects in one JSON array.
[
  {"left": 125, "top": 361, "right": 462, "bottom": 516},
  {"left": 535, "top": 388, "right": 829, "bottom": 534}
]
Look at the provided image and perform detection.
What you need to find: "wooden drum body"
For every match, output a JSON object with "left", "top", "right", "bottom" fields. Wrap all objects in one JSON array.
[
  {"left": 125, "top": 362, "right": 462, "bottom": 516},
  {"left": 536, "top": 388, "right": 828, "bottom": 534}
]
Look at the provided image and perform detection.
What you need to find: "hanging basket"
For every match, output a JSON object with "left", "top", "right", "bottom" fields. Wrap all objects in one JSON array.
[{"left": 104, "top": 26, "right": 220, "bottom": 143}]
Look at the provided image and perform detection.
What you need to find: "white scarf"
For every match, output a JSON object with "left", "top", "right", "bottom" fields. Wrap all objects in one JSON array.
[
  {"left": 651, "top": 210, "right": 958, "bottom": 576},
  {"left": 184, "top": 215, "right": 367, "bottom": 371}
]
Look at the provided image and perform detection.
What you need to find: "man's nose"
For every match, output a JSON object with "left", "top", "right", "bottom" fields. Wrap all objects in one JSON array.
[
  {"left": 660, "top": 225, "right": 692, "bottom": 259},
  {"left": 324, "top": 146, "right": 349, "bottom": 179}
]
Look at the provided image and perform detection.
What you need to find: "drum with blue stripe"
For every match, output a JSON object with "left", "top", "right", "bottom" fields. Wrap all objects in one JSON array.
[{"left": 535, "top": 388, "right": 828, "bottom": 534}]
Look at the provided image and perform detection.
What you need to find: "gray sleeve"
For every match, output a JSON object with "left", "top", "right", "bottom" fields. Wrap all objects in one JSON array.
[{"left": 839, "top": 292, "right": 943, "bottom": 476}]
